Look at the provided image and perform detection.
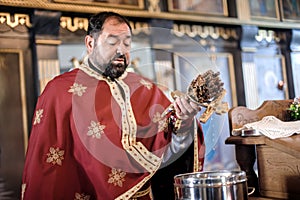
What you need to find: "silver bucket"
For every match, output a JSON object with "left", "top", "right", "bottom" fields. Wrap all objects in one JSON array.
[{"left": 174, "top": 170, "right": 251, "bottom": 200}]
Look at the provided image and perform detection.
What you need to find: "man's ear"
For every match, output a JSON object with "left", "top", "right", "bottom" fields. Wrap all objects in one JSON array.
[{"left": 85, "top": 35, "right": 94, "bottom": 53}]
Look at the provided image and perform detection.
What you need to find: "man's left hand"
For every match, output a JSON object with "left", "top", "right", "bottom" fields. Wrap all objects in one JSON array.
[{"left": 173, "top": 95, "right": 201, "bottom": 121}]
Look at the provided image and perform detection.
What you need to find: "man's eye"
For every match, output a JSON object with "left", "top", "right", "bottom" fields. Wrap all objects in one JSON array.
[
  {"left": 107, "top": 38, "right": 118, "bottom": 45},
  {"left": 124, "top": 39, "right": 131, "bottom": 47}
]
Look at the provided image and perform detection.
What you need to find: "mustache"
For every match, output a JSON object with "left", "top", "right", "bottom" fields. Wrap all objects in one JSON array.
[{"left": 111, "top": 53, "right": 126, "bottom": 61}]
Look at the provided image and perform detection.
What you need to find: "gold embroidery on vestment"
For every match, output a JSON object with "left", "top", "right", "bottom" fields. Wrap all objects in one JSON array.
[
  {"left": 74, "top": 192, "right": 91, "bottom": 200},
  {"left": 46, "top": 147, "right": 64, "bottom": 166},
  {"left": 140, "top": 79, "right": 152, "bottom": 90},
  {"left": 115, "top": 158, "right": 161, "bottom": 200},
  {"left": 68, "top": 82, "right": 87, "bottom": 96},
  {"left": 108, "top": 168, "right": 126, "bottom": 187},
  {"left": 158, "top": 119, "right": 168, "bottom": 132},
  {"left": 193, "top": 119, "right": 199, "bottom": 172},
  {"left": 152, "top": 112, "right": 161, "bottom": 123},
  {"left": 87, "top": 120, "right": 105, "bottom": 139},
  {"left": 198, "top": 161, "right": 203, "bottom": 171},
  {"left": 33, "top": 109, "right": 43, "bottom": 125},
  {"left": 131, "top": 185, "right": 151, "bottom": 198},
  {"left": 152, "top": 112, "right": 167, "bottom": 132}
]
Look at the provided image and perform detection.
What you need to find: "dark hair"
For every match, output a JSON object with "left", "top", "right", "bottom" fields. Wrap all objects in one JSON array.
[{"left": 87, "top": 11, "right": 132, "bottom": 36}]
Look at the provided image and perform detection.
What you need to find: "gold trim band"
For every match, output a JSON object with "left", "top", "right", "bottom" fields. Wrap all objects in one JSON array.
[{"left": 131, "top": 185, "right": 151, "bottom": 198}]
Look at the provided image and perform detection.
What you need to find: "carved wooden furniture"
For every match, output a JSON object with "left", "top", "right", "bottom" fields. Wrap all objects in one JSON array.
[{"left": 226, "top": 100, "right": 300, "bottom": 199}]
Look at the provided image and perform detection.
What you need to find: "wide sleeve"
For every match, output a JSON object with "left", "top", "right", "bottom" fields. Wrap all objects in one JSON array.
[
  {"left": 21, "top": 78, "right": 96, "bottom": 200},
  {"left": 151, "top": 117, "right": 205, "bottom": 200}
]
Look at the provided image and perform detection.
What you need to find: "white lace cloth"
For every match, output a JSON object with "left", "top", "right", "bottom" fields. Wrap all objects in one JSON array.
[{"left": 237, "top": 116, "right": 300, "bottom": 139}]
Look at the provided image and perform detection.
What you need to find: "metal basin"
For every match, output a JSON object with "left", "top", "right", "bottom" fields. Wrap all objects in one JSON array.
[{"left": 174, "top": 170, "right": 249, "bottom": 200}]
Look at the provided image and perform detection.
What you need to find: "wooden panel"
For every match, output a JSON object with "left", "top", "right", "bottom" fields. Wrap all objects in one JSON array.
[
  {"left": 257, "top": 146, "right": 300, "bottom": 199},
  {"left": 265, "top": 134, "right": 300, "bottom": 159}
]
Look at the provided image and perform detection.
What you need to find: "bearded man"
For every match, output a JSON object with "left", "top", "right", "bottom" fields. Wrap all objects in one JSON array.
[{"left": 21, "top": 11, "right": 205, "bottom": 200}]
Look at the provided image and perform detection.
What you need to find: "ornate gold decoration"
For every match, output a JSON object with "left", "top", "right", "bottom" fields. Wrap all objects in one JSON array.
[
  {"left": 162, "top": 70, "right": 228, "bottom": 124},
  {"left": 148, "top": 0, "right": 161, "bottom": 12},
  {"left": 173, "top": 24, "right": 238, "bottom": 40},
  {"left": 199, "top": 89, "right": 228, "bottom": 123},
  {"left": 255, "top": 29, "right": 281, "bottom": 43},
  {"left": 60, "top": 16, "right": 88, "bottom": 32},
  {"left": 0, "top": 12, "right": 31, "bottom": 28},
  {"left": 54, "top": 0, "right": 144, "bottom": 9},
  {"left": 59, "top": 16, "right": 150, "bottom": 35},
  {"left": 1, "top": 0, "right": 300, "bottom": 30},
  {"left": 130, "top": 21, "right": 150, "bottom": 35}
]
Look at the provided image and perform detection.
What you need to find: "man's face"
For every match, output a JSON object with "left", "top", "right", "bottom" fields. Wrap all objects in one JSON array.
[{"left": 86, "top": 17, "right": 132, "bottom": 79}]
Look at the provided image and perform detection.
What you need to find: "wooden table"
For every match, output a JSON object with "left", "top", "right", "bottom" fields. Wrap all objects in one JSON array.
[{"left": 226, "top": 134, "right": 300, "bottom": 199}]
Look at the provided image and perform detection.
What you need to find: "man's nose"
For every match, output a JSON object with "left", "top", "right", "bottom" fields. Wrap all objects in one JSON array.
[
  {"left": 116, "top": 47, "right": 123, "bottom": 55},
  {"left": 116, "top": 43, "right": 129, "bottom": 55}
]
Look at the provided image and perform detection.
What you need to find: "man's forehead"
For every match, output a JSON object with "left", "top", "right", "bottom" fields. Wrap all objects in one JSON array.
[{"left": 102, "top": 17, "right": 131, "bottom": 34}]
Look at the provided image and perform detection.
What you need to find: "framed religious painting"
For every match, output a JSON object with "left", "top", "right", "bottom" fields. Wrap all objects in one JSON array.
[
  {"left": 291, "top": 52, "right": 300, "bottom": 97},
  {"left": 168, "top": 0, "right": 228, "bottom": 17},
  {"left": 53, "top": 0, "right": 144, "bottom": 9},
  {"left": 0, "top": 49, "right": 29, "bottom": 198},
  {"left": 242, "top": 53, "right": 288, "bottom": 110},
  {"left": 279, "top": 0, "right": 300, "bottom": 21},
  {"left": 0, "top": 49, "right": 28, "bottom": 152},
  {"left": 249, "top": 0, "right": 280, "bottom": 20},
  {"left": 153, "top": 60, "right": 176, "bottom": 96}
]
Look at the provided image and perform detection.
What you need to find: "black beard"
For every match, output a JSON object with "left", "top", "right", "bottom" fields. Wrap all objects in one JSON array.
[{"left": 102, "top": 55, "right": 128, "bottom": 81}]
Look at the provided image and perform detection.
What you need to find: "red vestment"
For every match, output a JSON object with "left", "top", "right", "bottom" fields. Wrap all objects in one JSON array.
[{"left": 21, "top": 63, "right": 205, "bottom": 200}]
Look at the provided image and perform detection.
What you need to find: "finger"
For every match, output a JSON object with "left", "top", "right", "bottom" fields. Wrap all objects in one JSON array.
[
  {"left": 182, "top": 97, "right": 196, "bottom": 114},
  {"left": 173, "top": 99, "right": 183, "bottom": 115},
  {"left": 179, "top": 96, "right": 201, "bottom": 115},
  {"left": 190, "top": 101, "right": 201, "bottom": 112},
  {"left": 174, "top": 98, "right": 190, "bottom": 120}
]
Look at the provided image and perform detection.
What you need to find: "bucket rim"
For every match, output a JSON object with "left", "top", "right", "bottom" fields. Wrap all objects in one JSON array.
[{"left": 174, "top": 170, "right": 247, "bottom": 187}]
